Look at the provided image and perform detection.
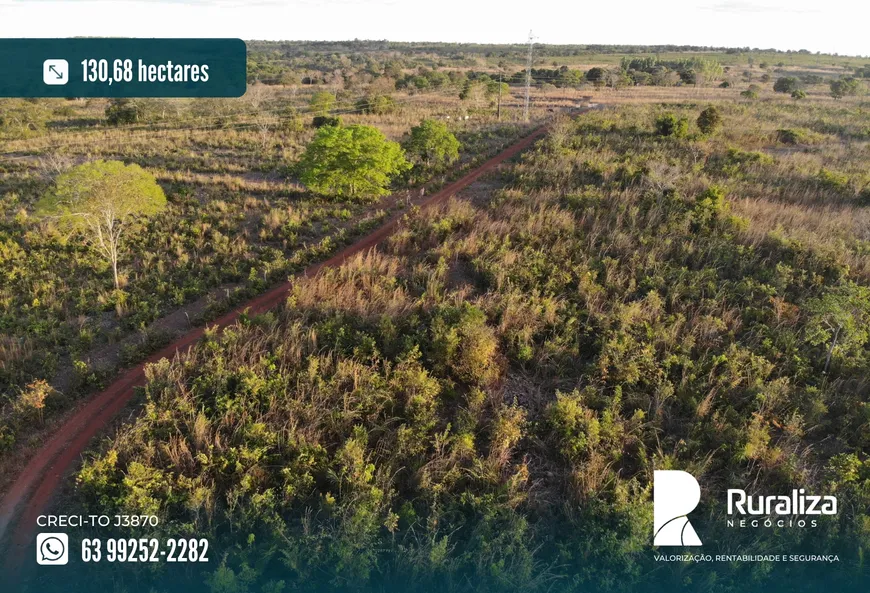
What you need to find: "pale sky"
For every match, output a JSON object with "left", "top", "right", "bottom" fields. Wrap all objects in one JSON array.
[{"left": 0, "top": 0, "right": 867, "bottom": 57}]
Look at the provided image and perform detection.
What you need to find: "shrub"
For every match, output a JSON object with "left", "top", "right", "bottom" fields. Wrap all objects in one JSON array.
[
  {"left": 312, "top": 115, "right": 342, "bottom": 128},
  {"left": 280, "top": 107, "right": 305, "bottom": 134},
  {"left": 791, "top": 89, "right": 808, "bottom": 100},
  {"left": 775, "top": 128, "right": 806, "bottom": 144},
  {"left": 693, "top": 185, "right": 729, "bottom": 227},
  {"left": 355, "top": 94, "right": 395, "bottom": 115},
  {"left": 17, "top": 379, "right": 53, "bottom": 424},
  {"left": 0, "top": 99, "right": 50, "bottom": 137},
  {"left": 654, "top": 113, "right": 689, "bottom": 138},
  {"left": 830, "top": 77, "right": 861, "bottom": 99},
  {"left": 773, "top": 77, "right": 800, "bottom": 93},
  {"left": 817, "top": 168, "right": 851, "bottom": 193},
  {"left": 740, "top": 89, "right": 758, "bottom": 99},
  {"left": 696, "top": 105, "right": 723, "bottom": 135},
  {"left": 431, "top": 304, "right": 500, "bottom": 386},
  {"left": 105, "top": 99, "right": 142, "bottom": 125},
  {"left": 585, "top": 67, "right": 607, "bottom": 87}
]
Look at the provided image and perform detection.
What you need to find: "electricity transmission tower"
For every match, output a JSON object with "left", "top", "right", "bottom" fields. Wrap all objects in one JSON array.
[{"left": 523, "top": 30, "right": 535, "bottom": 121}]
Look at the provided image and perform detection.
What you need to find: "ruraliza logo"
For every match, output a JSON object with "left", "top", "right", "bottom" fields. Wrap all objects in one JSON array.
[{"left": 654, "top": 470, "right": 702, "bottom": 546}]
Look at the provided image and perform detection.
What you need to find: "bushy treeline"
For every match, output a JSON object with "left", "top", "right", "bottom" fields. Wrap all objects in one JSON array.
[{"left": 66, "top": 105, "right": 870, "bottom": 593}]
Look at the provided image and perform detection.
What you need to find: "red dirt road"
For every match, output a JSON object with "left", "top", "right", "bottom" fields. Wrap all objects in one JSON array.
[{"left": 0, "top": 121, "right": 554, "bottom": 577}]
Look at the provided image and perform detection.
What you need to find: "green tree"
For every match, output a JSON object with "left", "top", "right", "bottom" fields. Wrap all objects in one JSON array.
[
  {"left": 403, "top": 119, "right": 461, "bottom": 168},
  {"left": 654, "top": 113, "right": 689, "bottom": 138},
  {"left": 459, "top": 80, "right": 487, "bottom": 107},
  {"left": 773, "top": 77, "right": 800, "bottom": 93},
  {"left": 696, "top": 105, "right": 723, "bottom": 135},
  {"left": 36, "top": 160, "right": 167, "bottom": 290},
  {"left": 585, "top": 67, "right": 607, "bottom": 87},
  {"left": 355, "top": 94, "right": 395, "bottom": 115},
  {"left": 105, "top": 99, "right": 142, "bottom": 125},
  {"left": 830, "top": 77, "right": 861, "bottom": 99},
  {"left": 309, "top": 91, "right": 336, "bottom": 116},
  {"left": 697, "top": 59, "right": 724, "bottom": 86},
  {"left": 297, "top": 124, "right": 410, "bottom": 200},
  {"left": 485, "top": 79, "right": 510, "bottom": 99},
  {"left": 791, "top": 89, "right": 808, "bottom": 100}
]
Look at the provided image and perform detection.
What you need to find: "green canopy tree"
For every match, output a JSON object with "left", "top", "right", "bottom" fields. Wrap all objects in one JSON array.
[
  {"left": 830, "top": 77, "right": 861, "bottom": 99},
  {"left": 403, "top": 119, "right": 461, "bottom": 169},
  {"left": 36, "top": 160, "right": 166, "bottom": 291},
  {"left": 585, "top": 67, "right": 607, "bottom": 88},
  {"left": 309, "top": 90, "right": 336, "bottom": 116},
  {"left": 773, "top": 77, "right": 800, "bottom": 93},
  {"left": 297, "top": 124, "right": 410, "bottom": 200}
]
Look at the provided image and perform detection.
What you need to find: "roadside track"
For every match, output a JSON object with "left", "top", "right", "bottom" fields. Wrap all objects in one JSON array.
[{"left": 0, "top": 118, "right": 559, "bottom": 577}]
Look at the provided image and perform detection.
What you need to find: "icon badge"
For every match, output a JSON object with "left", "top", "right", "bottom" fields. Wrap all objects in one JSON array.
[
  {"left": 43, "top": 59, "right": 69, "bottom": 85},
  {"left": 36, "top": 532, "right": 69, "bottom": 565}
]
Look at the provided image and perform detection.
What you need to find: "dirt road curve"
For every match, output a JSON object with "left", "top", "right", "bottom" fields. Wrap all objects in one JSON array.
[{"left": 0, "top": 121, "right": 555, "bottom": 576}]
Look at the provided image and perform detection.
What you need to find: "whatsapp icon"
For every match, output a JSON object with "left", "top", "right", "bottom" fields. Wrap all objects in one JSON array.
[{"left": 36, "top": 533, "right": 69, "bottom": 566}]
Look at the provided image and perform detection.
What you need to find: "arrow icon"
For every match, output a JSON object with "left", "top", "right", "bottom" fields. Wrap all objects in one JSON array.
[{"left": 43, "top": 59, "right": 69, "bottom": 86}]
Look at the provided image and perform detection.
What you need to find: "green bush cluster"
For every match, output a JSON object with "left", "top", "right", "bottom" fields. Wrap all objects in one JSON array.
[{"left": 654, "top": 113, "right": 689, "bottom": 138}]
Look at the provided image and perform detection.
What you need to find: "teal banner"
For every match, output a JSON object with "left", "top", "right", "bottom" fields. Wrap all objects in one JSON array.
[{"left": 0, "top": 38, "right": 246, "bottom": 97}]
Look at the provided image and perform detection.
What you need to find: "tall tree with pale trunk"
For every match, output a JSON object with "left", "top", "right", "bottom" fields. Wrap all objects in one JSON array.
[{"left": 36, "top": 160, "right": 166, "bottom": 292}]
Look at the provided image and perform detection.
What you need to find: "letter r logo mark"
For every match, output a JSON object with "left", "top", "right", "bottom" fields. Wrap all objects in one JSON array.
[{"left": 654, "top": 470, "right": 702, "bottom": 546}]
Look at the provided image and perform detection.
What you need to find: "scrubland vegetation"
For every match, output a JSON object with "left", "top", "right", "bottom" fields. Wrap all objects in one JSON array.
[
  {"left": 0, "top": 54, "right": 561, "bottom": 460},
  {"left": 44, "top": 87, "right": 870, "bottom": 592},
  {"left": 2, "top": 40, "right": 869, "bottom": 592}
]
